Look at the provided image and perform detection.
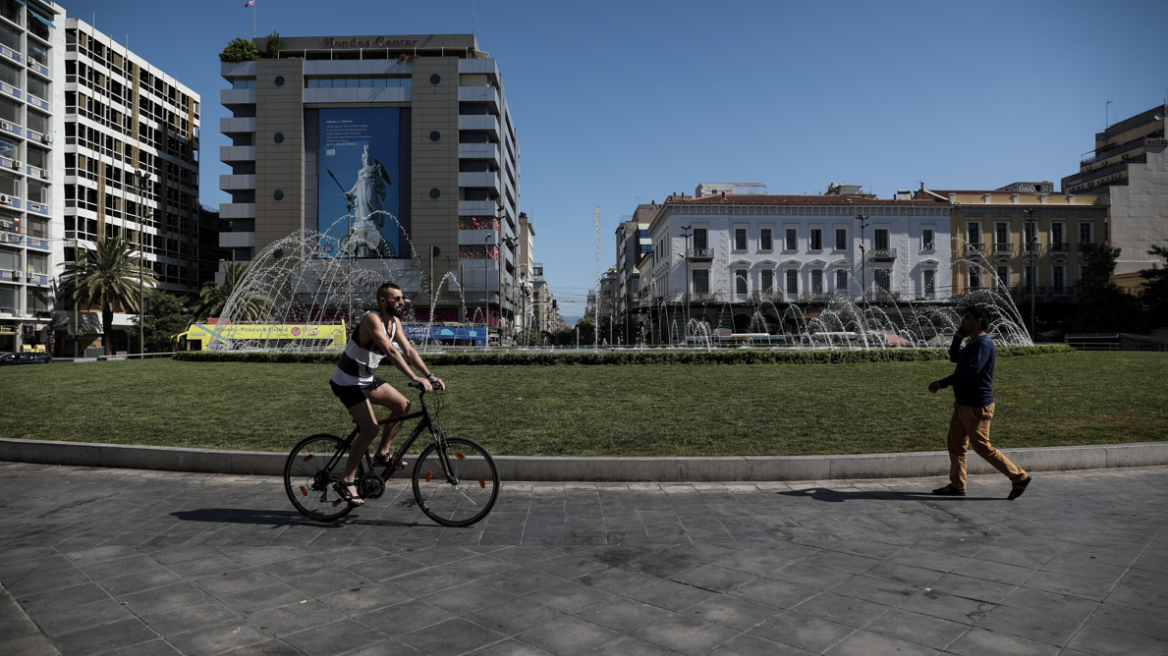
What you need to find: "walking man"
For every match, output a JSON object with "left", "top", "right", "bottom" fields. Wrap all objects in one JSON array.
[{"left": 928, "top": 306, "right": 1031, "bottom": 499}]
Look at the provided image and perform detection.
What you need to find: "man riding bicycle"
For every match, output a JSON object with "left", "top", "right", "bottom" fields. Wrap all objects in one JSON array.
[{"left": 329, "top": 281, "right": 445, "bottom": 505}]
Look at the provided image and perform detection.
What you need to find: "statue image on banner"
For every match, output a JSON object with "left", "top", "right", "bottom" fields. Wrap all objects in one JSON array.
[{"left": 341, "top": 145, "right": 395, "bottom": 258}]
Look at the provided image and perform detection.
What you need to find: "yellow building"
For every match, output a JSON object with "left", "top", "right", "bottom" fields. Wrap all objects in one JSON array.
[{"left": 917, "top": 187, "right": 1107, "bottom": 300}]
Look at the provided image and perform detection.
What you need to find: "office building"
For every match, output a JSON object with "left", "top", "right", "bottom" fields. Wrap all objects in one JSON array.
[{"left": 218, "top": 33, "right": 522, "bottom": 326}]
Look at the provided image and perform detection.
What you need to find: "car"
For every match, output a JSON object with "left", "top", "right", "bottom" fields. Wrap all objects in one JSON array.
[{"left": 0, "top": 351, "right": 53, "bottom": 365}]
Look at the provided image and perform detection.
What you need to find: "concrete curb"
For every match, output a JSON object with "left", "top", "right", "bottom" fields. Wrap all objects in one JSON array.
[{"left": 2, "top": 437, "right": 1167, "bottom": 481}]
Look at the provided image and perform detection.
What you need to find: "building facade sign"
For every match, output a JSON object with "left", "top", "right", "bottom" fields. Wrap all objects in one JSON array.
[{"left": 322, "top": 37, "right": 419, "bottom": 48}]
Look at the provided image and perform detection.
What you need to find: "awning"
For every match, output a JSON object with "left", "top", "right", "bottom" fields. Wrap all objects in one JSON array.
[{"left": 29, "top": 10, "right": 56, "bottom": 30}]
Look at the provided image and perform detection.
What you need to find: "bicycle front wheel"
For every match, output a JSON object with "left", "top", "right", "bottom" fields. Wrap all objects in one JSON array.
[
  {"left": 285, "top": 434, "right": 362, "bottom": 522},
  {"left": 412, "top": 436, "right": 499, "bottom": 527}
]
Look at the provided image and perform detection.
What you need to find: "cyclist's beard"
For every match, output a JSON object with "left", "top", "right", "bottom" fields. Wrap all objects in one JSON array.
[{"left": 386, "top": 303, "right": 404, "bottom": 319}]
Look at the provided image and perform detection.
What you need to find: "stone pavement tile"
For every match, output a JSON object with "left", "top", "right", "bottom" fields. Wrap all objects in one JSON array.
[
  {"left": 478, "top": 567, "right": 568, "bottom": 597},
  {"left": 420, "top": 581, "right": 515, "bottom": 615},
  {"left": 989, "top": 536, "right": 1070, "bottom": 556},
  {"left": 863, "top": 561, "right": 945, "bottom": 588},
  {"left": 999, "top": 586, "right": 1099, "bottom": 623},
  {"left": 684, "top": 594, "right": 780, "bottom": 631},
  {"left": 50, "top": 617, "right": 159, "bottom": 656},
  {"left": 487, "top": 546, "right": 568, "bottom": 565},
  {"left": 318, "top": 581, "right": 411, "bottom": 615},
  {"left": 792, "top": 591, "right": 891, "bottom": 629},
  {"left": 399, "top": 546, "right": 480, "bottom": 568},
  {"left": 82, "top": 554, "right": 167, "bottom": 582},
  {"left": 146, "top": 545, "right": 228, "bottom": 566},
  {"left": 707, "top": 549, "right": 781, "bottom": 577},
  {"left": 379, "top": 564, "right": 468, "bottom": 595},
  {"left": 886, "top": 548, "right": 968, "bottom": 574},
  {"left": 974, "top": 605, "right": 1081, "bottom": 647},
  {"left": 216, "top": 639, "right": 306, "bottom": 656},
  {"left": 100, "top": 567, "right": 185, "bottom": 597},
  {"left": 140, "top": 599, "right": 243, "bottom": 636},
  {"left": 803, "top": 539, "right": 905, "bottom": 561},
  {"left": 24, "top": 597, "right": 134, "bottom": 638},
  {"left": 61, "top": 545, "right": 144, "bottom": 568},
  {"left": 634, "top": 614, "right": 740, "bottom": 655},
  {"left": 1086, "top": 602, "right": 1168, "bottom": 642},
  {"left": 1069, "top": 533, "right": 1151, "bottom": 554},
  {"left": 573, "top": 567, "right": 659, "bottom": 595},
  {"left": 832, "top": 575, "right": 920, "bottom": 607},
  {"left": 525, "top": 555, "right": 610, "bottom": 581},
  {"left": 799, "top": 550, "right": 881, "bottom": 575},
  {"left": 1022, "top": 571, "right": 1114, "bottom": 601},
  {"left": 219, "top": 582, "right": 310, "bottom": 613},
  {"left": 164, "top": 553, "right": 251, "bottom": 578},
  {"left": 666, "top": 543, "right": 743, "bottom": 565},
  {"left": 863, "top": 607, "right": 968, "bottom": 650},
  {"left": 911, "top": 537, "right": 992, "bottom": 558},
  {"left": 0, "top": 555, "right": 73, "bottom": 586},
  {"left": 949, "top": 558, "right": 1037, "bottom": 586},
  {"left": 570, "top": 596, "right": 675, "bottom": 634},
  {"left": 969, "top": 545, "right": 1055, "bottom": 570},
  {"left": 280, "top": 618, "right": 386, "bottom": 656},
  {"left": 824, "top": 630, "right": 939, "bottom": 656},
  {"left": 1131, "top": 552, "right": 1168, "bottom": 576},
  {"left": 749, "top": 610, "right": 856, "bottom": 653},
  {"left": 767, "top": 562, "right": 853, "bottom": 589},
  {"left": 285, "top": 568, "right": 369, "bottom": 598},
  {"left": 355, "top": 599, "right": 457, "bottom": 634},
  {"left": 4, "top": 565, "right": 91, "bottom": 597},
  {"left": 219, "top": 545, "right": 306, "bottom": 568},
  {"left": 1066, "top": 624, "right": 1168, "bottom": 656},
  {"left": 1120, "top": 568, "right": 1168, "bottom": 594},
  {"left": 625, "top": 579, "right": 718, "bottom": 612},
  {"left": 1105, "top": 582, "right": 1168, "bottom": 615},
  {"left": 303, "top": 545, "right": 392, "bottom": 568},
  {"left": 117, "top": 581, "right": 216, "bottom": 615},
  {"left": 897, "top": 591, "right": 995, "bottom": 626},
  {"left": 584, "top": 636, "right": 679, "bottom": 656},
  {"left": 256, "top": 554, "right": 334, "bottom": 581},
  {"left": 730, "top": 577, "right": 820, "bottom": 610},
  {"left": 247, "top": 600, "right": 347, "bottom": 637},
  {"left": 928, "top": 573, "right": 1017, "bottom": 604},
  {"left": 522, "top": 580, "right": 613, "bottom": 614},
  {"left": 624, "top": 552, "right": 703, "bottom": 579},
  {"left": 742, "top": 541, "right": 819, "bottom": 565},
  {"left": 103, "top": 639, "right": 183, "bottom": 656},
  {"left": 399, "top": 617, "right": 508, "bottom": 656},
  {"left": 193, "top": 568, "right": 282, "bottom": 596},
  {"left": 712, "top": 633, "right": 817, "bottom": 656},
  {"left": 669, "top": 564, "right": 755, "bottom": 593},
  {"left": 464, "top": 638, "right": 551, "bottom": 655},
  {"left": 515, "top": 616, "right": 622, "bottom": 656},
  {"left": 945, "top": 626, "right": 1059, "bottom": 656},
  {"left": 1040, "top": 555, "right": 1129, "bottom": 583},
  {"left": 435, "top": 555, "right": 519, "bottom": 582},
  {"left": 464, "top": 597, "right": 566, "bottom": 636}
]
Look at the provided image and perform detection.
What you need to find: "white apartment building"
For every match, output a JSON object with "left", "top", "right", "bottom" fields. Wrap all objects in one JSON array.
[
  {"left": 644, "top": 192, "right": 953, "bottom": 332},
  {"left": 0, "top": 0, "right": 61, "bottom": 353}
]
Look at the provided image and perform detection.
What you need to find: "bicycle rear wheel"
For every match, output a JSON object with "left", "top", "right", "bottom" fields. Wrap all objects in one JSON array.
[
  {"left": 412, "top": 436, "right": 499, "bottom": 527},
  {"left": 285, "top": 434, "right": 363, "bottom": 522}
]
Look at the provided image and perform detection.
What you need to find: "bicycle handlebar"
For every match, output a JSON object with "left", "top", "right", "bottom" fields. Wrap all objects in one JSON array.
[{"left": 408, "top": 380, "right": 445, "bottom": 392}]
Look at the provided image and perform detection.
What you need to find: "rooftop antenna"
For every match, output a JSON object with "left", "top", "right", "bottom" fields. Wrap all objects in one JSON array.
[
  {"left": 1105, "top": 100, "right": 1113, "bottom": 129},
  {"left": 472, "top": 0, "right": 475, "bottom": 34}
]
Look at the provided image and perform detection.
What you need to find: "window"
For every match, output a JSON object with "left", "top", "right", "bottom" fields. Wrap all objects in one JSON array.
[
  {"left": 924, "top": 270, "right": 935, "bottom": 295},
  {"left": 968, "top": 265, "right": 981, "bottom": 289},
  {"left": 761, "top": 269, "right": 774, "bottom": 292},
  {"left": 836, "top": 269, "right": 847, "bottom": 291},
  {"left": 26, "top": 252, "right": 47, "bottom": 273},
  {"left": 0, "top": 285, "right": 13, "bottom": 310},
  {"left": 811, "top": 270, "right": 823, "bottom": 294},
  {"left": 26, "top": 76, "right": 48, "bottom": 101},
  {"left": 785, "top": 269, "right": 798, "bottom": 294},
  {"left": 26, "top": 288, "right": 49, "bottom": 313},
  {"left": 735, "top": 269, "right": 747, "bottom": 294},
  {"left": 760, "top": 228, "right": 772, "bottom": 250},
  {"left": 875, "top": 269, "right": 891, "bottom": 291},
  {"left": 0, "top": 61, "right": 18, "bottom": 87},
  {"left": 1051, "top": 223, "right": 1064, "bottom": 247},
  {"left": 0, "top": 248, "right": 15, "bottom": 269},
  {"left": 232, "top": 79, "right": 256, "bottom": 90},
  {"left": 785, "top": 228, "right": 797, "bottom": 250},
  {"left": 1053, "top": 266, "right": 1065, "bottom": 291},
  {"left": 692, "top": 269, "right": 709, "bottom": 294},
  {"left": 1024, "top": 265, "right": 1035, "bottom": 287},
  {"left": 1024, "top": 222, "right": 1037, "bottom": 246},
  {"left": 810, "top": 229, "right": 822, "bottom": 250},
  {"left": 26, "top": 110, "right": 48, "bottom": 134},
  {"left": 693, "top": 228, "right": 707, "bottom": 250},
  {"left": 996, "top": 222, "right": 1008, "bottom": 245},
  {"left": 922, "top": 229, "right": 934, "bottom": 251},
  {"left": 835, "top": 228, "right": 847, "bottom": 250},
  {"left": 735, "top": 228, "right": 746, "bottom": 250},
  {"left": 1079, "top": 223, "right": 1091, "bottom": 244},
  {"left": 875, "top": 229, "right": 889, "bottom": 251},
  {"left": 997, "top": 265, "right": 1008, "bottom": 287},
  {"left": 966, "top": 223, "right": 980, "bottom": 244}
]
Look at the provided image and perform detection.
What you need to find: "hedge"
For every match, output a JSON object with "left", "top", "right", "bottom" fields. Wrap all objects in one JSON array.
[{"left": 173, "top": 344, "right": 1075, "bottom": 366}]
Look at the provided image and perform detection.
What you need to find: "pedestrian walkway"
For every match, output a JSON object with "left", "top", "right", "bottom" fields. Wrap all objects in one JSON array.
[{"left": 0, "top": 462, "right": 1165, "bottom": 656}]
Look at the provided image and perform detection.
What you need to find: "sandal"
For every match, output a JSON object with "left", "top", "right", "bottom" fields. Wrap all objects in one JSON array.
[
  {"left": 932, "top": 484, "right": 966, "bottom": 496},
  {"left": 1008, "top": 475, "right": 1032, "bottom": 500},
  {"left": 337, "top": 481, "right": 364, "bottom": 506},
  {"left": 373, "top": 453, "right": 390, "bottom": 468}
]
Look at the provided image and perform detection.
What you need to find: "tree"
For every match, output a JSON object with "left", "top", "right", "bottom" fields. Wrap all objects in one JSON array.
[
  {"left": 134, "top": 290, "right": 191, "bottom": 352},
  {"left": 60, "top": 236, "right": 158, "bottom": 355},
  {"left": 1066, "top": 243, "right": 1147, "bottom": 334},
  {"left": 189, "top": 262, "right": 271, "bottom": 321},
  {"left": 219, "top": 37, "right": 260, "bottom": 63},
  {"left": 265, "top": 31, "right": 282, "bottom": 58},
  {"left": 1140, "top": 243, "right": 1168, "bottom": 328}
]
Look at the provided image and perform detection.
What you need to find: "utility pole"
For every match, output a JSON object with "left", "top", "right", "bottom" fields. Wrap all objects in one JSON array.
[
  {"left": 855, "top": 214, "right": 869, "bottom": 305},
  {"left": 681, "top": 225, "right": 691, "bottom": 338},
  {"left": 1023, "top": 208, "right": 1038, "bottom": 340}
]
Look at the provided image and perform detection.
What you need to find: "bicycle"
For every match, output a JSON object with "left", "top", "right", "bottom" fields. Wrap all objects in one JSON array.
[{"left": 284, "top": 381, "right": 499, "bottom": 526}]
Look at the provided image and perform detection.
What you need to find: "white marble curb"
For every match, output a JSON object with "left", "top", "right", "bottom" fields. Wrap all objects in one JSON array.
[{"left": 2, "top": 438, "right": 1166, "bottom": 481}]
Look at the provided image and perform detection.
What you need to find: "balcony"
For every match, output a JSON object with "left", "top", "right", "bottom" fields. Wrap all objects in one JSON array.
[
  {"left": 752, "top": 291, "right": 785, "bottom": 304},
  {"left": 220, "top": 146, "right": 256, "bottom": 162},
  {"left": 220, "top": 117, "right": 256, "bottom": 134},
  {"left": 219, "top": 203, "right": 255, "bottom": 219},
  {"left": 459, "top": 115, "right": 499, "bottom": 133},
  {"left": 994, "top": 242, "right": 1014, "bottom": 255},
  {"left": 686, "top": 247, "right": 714, "bottom": 262},
  {"left": 1050, "top": 242, "right": 1069, "bottom": 254},
  {"left": 459, "top": 85, "right": 499, "bottom": 111},
  {"left": 963, "top": 243, "right": 986, "bottom": 256},
  {"left": 459, "top": 143, "right": 500, "bottom": 167},
  {"left": 220, "top": 89, "right": 256, "bottom": 106},
  {"left": 869, "top": 248, "right": 897, "bottom": 262},
  {"left": 459, "top": 172, "right": 500, "bottom": 195},
  {"left": 1023, "top": 243, "right": 1044, "bottom": 255},
  {"left": 220, "top": 174, "right": 256, "bottom": 191}
]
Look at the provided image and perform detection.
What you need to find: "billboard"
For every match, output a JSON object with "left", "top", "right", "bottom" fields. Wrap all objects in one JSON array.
[{"left": 318, "top": 108, "right": 401, "bottom": 259}]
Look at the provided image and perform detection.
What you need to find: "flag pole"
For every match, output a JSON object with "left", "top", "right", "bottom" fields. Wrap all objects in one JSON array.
[{"left": 254, "top": 1, "right": 257, "bottom": 40}]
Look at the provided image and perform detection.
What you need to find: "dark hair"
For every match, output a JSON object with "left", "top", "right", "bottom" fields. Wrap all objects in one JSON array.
[
  {"left": 962, "top": 305, "right": 992, "bottom": 332},
  {"left": 376, "top": 281, "right": 402, "bottom": 303}
]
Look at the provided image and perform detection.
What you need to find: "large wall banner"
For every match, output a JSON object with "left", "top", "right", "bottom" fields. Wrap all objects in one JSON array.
[{"left": 318, "top": 108, "right": 401, "bottom": 259}]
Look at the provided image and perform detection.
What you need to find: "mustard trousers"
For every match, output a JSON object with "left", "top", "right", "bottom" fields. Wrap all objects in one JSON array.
[{"left": 947, "top": 403, "right": 1027, "bottom": 489}]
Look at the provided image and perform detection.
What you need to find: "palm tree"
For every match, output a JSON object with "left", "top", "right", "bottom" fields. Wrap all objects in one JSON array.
[
  {"left": 190, "top": 261, "right": 271, "bottom": 321},
  {"left": 59, "top": 235, "right": 157, "bottom": 356}
]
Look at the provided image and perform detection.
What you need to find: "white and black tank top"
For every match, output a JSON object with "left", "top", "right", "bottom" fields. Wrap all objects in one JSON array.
[{"left": 330, "top": 311, "right": 398, "bottom": 387}]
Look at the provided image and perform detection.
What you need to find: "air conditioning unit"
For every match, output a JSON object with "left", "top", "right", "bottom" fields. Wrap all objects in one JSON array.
[
  {"left": 0, "top": 121, "right": 9, "bottom": 131},
  {"left": 28, "top": 58, "right": 37, "bottom": 68},
  {"left": 39, "top": 168, "right": 48, "bottom": 179},
  {"left": 0, "top": 194, "right": 11, "bottom": 205},
  {"left": 11, "top": 160, "right": 19, "bottom": 169},
  {"left": 41, "top": 134, "right": 51, "bottom": 145},
  {"left": 12, "top": 270, "right": 21, "bottom": 281}
]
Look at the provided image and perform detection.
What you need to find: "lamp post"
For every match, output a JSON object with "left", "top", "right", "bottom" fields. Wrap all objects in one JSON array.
[
  {"left": 1022, "top": 208, "right": 1038, "bottom": 340},
  {"left": 483, "top": 232, "right": 492, "bottom": 336},
  {"left": 134, "top": 170, "right": 148, "bottom": 357},
  {"left": 854, "top": 214, "right": 869, "bottom": 304},
  {"left": 681, "top": 225, "right": 691, "bottom": 336}
]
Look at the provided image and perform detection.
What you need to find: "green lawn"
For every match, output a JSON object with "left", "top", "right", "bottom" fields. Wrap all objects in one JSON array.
[{"left": 2, "top": 352, "right": 1164, "bottom": 456}]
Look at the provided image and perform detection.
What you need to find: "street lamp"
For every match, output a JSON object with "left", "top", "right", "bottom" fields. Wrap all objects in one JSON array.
[
  {"left": 681, "top": 225, "right": 691, "bottom": 335},
  {"left": 1022, "top": 208, "right": 1039, "bottom": 340},
  {"left": 854, "top": 214, "right": 869, "bottom": 304},
  {"left": 133, "top": 170, "right": 148, "bottom": 357}
]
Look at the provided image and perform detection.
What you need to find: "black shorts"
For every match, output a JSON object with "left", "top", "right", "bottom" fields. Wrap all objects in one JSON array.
[{"left": 330, "top": 377, "right": 387, "bottom": 409}]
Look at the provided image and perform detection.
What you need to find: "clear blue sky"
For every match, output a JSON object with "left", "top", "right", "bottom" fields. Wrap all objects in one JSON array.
[{"left": 63, "top": 0, "right": 1167, "bottom": 319}]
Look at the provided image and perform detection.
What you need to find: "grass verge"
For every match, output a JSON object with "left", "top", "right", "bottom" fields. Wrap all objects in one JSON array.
[{"left": 1, "top": 351, "right": 1163, "bottom": 457}]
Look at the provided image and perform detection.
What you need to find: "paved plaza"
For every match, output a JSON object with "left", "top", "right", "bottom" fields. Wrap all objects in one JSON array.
[{"left": 0, "top": 462, "right": 1166, "bottom": 656}]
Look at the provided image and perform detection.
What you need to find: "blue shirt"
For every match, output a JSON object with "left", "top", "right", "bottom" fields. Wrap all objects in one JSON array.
[{"left": 939, "top": 334, "right": 995, "bottom": 407}]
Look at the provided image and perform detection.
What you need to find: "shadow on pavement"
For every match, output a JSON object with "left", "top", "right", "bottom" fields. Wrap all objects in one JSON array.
[
  {"left": 171, "top": 508, "right": 417, "bottom": 528},
  {"left": 778, "top": 488, "right": 1003, "bottom": 503}
]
